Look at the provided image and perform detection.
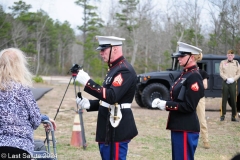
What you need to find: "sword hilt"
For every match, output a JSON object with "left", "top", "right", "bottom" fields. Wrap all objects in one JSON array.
[
  {"left": 77, "top": 92, "right": 82, "bottom": 99},
  {"left": 114, "top": 103, "right": 118, "bottom": 122}
]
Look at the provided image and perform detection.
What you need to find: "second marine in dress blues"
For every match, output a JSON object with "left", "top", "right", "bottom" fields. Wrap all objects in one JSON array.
[
  {"left": 152, "top": 42, "right": 204, "bottom": 160},
  {"left": 166, "top": 65, "right": 204, "bottom": 132}
]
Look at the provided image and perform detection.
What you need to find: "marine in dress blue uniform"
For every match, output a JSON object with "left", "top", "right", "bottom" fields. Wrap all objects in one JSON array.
[
  {"left": 152, "top": 42, "right": 204, "bottom": 160},
  {"left": 76, "top": 36, "right": 138, "bottom": 160}
]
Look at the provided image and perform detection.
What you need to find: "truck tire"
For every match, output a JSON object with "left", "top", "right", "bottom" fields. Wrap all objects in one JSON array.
[
  {"left": 135, "top": 91, "right": 145, "bottom": 108},
  {"left": 141, "top": 83, "right": 170, "bottom": 109}
]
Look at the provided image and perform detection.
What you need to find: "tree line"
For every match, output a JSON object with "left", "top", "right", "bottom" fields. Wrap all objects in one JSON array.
[{"left": 0, "top": 0, "right": 239, "bottom": 78}]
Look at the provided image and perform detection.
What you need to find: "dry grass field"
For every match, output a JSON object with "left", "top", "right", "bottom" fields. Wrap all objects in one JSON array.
[{"left": 34, "top": 77, "right": 240, "bottom": 160}]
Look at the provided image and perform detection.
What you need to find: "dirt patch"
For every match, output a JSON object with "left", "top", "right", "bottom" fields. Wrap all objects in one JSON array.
[{"left": 34, "top": 80, "right": 240, "bottom": 160}]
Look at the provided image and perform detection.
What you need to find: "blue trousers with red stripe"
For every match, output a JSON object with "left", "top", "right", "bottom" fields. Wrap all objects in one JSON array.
[
  {"left": 171, "top": 131, "right": 199, "bottom": 160},
  {"left": 98, "top": 140, "right": 130, "bottom": 160}
]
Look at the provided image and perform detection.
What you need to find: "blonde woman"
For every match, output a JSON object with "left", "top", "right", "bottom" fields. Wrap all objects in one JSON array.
[
  {"left": 0, "top": 48, "right": 51, "bottom": 159},
  {"left": 152, "top": 42, "right": 204, "bottom": 160}
]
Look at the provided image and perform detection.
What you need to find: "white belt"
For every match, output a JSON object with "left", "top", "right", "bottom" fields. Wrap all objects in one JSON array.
[{"left": 101, "top": 101, "right": 131, "bottom": 109}]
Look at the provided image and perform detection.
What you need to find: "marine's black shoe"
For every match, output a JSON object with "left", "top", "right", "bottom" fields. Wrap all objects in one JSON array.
[
  {"left": 220, "top": 116, "right": 225, "bottom": 121},
  {"left": 231, "top": 118, "right": 239, "bottom": 122}
]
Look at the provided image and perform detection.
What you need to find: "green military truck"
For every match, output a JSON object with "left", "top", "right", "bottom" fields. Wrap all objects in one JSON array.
[{"left": 135, "top": 54, "right": 240, "bottom": 110}]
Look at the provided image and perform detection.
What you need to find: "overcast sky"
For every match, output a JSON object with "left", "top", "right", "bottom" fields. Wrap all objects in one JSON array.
[
  {"left": 1, "top": 0, "right": 210, "bottom": 35},
  {"left": 0, "top": 0, "right": 170, "bottom": 30},
  {"left": 1, "top": 0, "right": 85, "bottom": 33}
]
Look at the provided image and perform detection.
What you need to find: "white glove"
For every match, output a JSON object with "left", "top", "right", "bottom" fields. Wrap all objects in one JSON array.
[
  {"left": 76, "top": 69, "right": 90, "bottom": 85},
  {"left": 76, "top": 97, "right": 90, "bottom": 109},
  {"left": 151, "top": 98, "right": 166, "bottom": 110},
  {"left": 227, "top": 78, "right": 234, "bottom": 84},
  {"left": 226, "top": 79, "right": 230, "bottom": 84}
]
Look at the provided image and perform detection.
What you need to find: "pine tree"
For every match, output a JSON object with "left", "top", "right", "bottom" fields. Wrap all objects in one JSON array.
[{"left": 75, "top": 0, "right": 104, "bottom": 76}]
